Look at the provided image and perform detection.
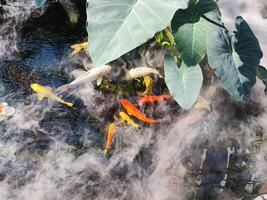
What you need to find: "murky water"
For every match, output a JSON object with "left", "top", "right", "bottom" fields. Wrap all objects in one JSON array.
[{"left": 0, "top": 1, "right": 267, "bottom": 200}]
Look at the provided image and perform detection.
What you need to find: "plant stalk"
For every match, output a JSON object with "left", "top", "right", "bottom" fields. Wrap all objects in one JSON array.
[{"left": 164, "top": 27, "right": 182, "bottom": 65}]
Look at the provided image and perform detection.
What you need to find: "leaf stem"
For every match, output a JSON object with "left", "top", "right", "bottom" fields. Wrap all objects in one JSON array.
[
  {"left": 202, "top": 15, "right": 228, "bottom": 32},
  {"left": 164, "top": 27, "right": 182, "bottom": 65}
]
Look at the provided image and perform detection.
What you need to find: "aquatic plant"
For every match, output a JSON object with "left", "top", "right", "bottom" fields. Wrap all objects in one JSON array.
[{"left": 34, "top": 0, "right": 266, "bottom": 109}]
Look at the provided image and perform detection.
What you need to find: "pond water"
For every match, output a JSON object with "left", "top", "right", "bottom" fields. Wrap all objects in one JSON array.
[{"left": 0, "top": 1, "right": 267, "bottom": 200}]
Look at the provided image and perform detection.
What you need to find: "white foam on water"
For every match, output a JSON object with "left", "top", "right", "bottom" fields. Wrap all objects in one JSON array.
[{"left": 0, "top": 0, "right": 43, "bottom": 58}]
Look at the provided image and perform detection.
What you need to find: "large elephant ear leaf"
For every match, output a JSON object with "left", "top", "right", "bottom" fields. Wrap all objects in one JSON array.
[
  {"left": 171, "top": 0, "right": 218, "bottom": 66},
  {"left": 35, "top": 0, "right": 47, "bottom": 7},
  {"left": 206, "top": 16, "right": 263, "bottom": 101},
  {"left": 164, "top": 56, "right": 203, "bottom": 109},
  {"left": 86, "top": 0, "right": 190, "bottom": 67},
  {"left": 257, "top": 65, "right": 267, "bottom": 95}
]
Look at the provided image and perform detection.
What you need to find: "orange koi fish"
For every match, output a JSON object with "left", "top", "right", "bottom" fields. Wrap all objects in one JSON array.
[
  {"left": 119, "top": 111, "right": 139, "bottom": 128},
  {"left": 0, "top": 103, "right": 5, "bottom": 115},
  {"left": 103, "top": 123, "right": 115, "bottom": 155},
  {"left": 119, "top": 99, "right": 160, "bottom": 124},
  {"left": 137, "top": 95, "right": 171, "bottom": 104}
]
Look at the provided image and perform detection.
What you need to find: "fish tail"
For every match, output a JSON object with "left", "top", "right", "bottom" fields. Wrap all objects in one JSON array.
[
  {"left": 143, "top": 118, "right": 160, "bottom": 123},
  {"left": 57, "top": 84, "right": 71, "bottom": 93},
  {"left": 103, "top": 149, "right": 108, "bottom": 155},
  {"left": 65, "top": 102, "right": 74, "bottom": 107},
  {"left": 149, "top": 119, "right": 160, "bottom": 123},
  {"left": 133, "top": 123, "right": 139, "bottom": 128},
  {"left": 69, "top": 50, "right": 78, "bottom": 57}
]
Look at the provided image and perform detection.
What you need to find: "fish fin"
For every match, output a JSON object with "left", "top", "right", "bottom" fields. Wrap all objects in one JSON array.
[
  {"left": 96, "top": 77, "right": 102, "bottom": 86},
  {"left": 44, "top": 86, "right": 53, "bottom": 92},
  {"left": 56, "top": 84, "right": 71, "bottom": 93},
  {"left": 37, "top": 93, "right": 44, "bottom": 101},
  {"left": 69, "top": 50, "right": 78, "bottom": 57},
  {"left": 140, "top": 90, "right": 148, "bottom": 97}
]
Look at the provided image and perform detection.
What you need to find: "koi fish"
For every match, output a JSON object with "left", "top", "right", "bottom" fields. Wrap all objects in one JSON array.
[
  {"left": 0, "top": 103, "right": 16, "bottom": 119},
  {"left": 137, "top": 95, "right": 171, "bottom": 104},
  {"left": 57, "top": 65, "right": 112, "bottom": 92},
  {"left": 103, "top": 123, "right": 115, "bottom": 155},
  {"left": 141, "top": 75, "right": 152, "bottom": 96},
  {"left": 119, "top": 99, "right": 160, "bottom": 123},
  {"left": 31, "top": 83, "right": 73, "bottom": 107},
  {"left": 70, "top": 42, "right": 88, "bottom": 56},
  {"left": 119, "top": 111, "right": 139, "bottom": 128},
  {"left": 0, "top": 103, "right": 7, "bottom": 115},
  {"left": 125, "top": 67, "right": 162, "bottom": 80}
]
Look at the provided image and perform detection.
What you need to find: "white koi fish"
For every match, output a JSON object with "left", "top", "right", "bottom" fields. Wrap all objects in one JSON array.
[
  {"left": 125, "top": 67, "right": 162, "bottom": 80},
  {"left": 57, "top": 65, "right": 112, "bottom": 92}
]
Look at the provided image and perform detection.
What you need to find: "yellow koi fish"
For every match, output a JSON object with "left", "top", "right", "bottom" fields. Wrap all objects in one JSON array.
[
  {"left": 103, "top": 123, "right": 115, "bottom": 155},
  {"left": 31, "top": 83, "right": 73, "bottom": 107},
  {"left": 70, "top": 42, "right": 88, "bottom": 56},
  {"left": 141, "top": 75, "right": 152, "bottom": 96},
  {"left": 119, "top": 111, "right": 139, "bottom": 128}
]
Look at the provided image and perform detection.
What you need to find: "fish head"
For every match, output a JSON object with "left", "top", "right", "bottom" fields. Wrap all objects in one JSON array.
[
  {"left": 124, "top": 72, "right": 131, "bottom": 80},
  {"left": 100, "top": 65, "right": 112, "bottom": 75},
  {"left": 119, "top": 99, "right": 135, "bottom": 115},
  {"left": 119, "top": 99, "right": 128, "bottom": 107},
  {"left": 119, "top": 111, "right": 127, "bottom": 119},
  {"left": 30, "top": 83, "right": 40, "bottom": 92}
]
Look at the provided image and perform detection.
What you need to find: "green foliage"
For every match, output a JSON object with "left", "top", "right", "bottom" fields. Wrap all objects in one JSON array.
[
  {"left": 206, "top": 16, "right": 263, "bottom": 102},
  {"left": 171, "top": 0, "right": 218, "bottom": 66},
  {"left": 257, "top": 65, "right": 267, "bottom": 95},
  {"left": 164, "top": 57, "right": 203, "bottom": 109},
  {"left": 34, "top": 0, "right": 265, "bottom": 109},
  {"left": 85, "top": 0, "right": 190, "bottom": 67},
  {"left": 35, "top": 0, "right": 46, "bottom": 8}
]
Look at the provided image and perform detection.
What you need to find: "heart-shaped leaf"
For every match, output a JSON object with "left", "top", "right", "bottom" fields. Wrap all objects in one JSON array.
[
  {"left": 206, "top": 16, "right": 263, "bottom": 101},
  {"left": 35, "top": 0, "right": 47, "bottom": 7},
  {"left": 86, "top": 0, "right": 190, "bottom": 67},
  {"left": 257, "top": 65, "right": 267, "bottom": 95},
  {"left": 171, "top": 0, "right": 218, "bottom": 66},
  {"left": 164, "top": 56, "right": 203, "bottom": 109}
]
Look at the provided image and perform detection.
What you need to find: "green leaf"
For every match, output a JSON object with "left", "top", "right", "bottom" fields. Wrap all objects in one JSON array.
[
  {"left": 164, "top": 56, "right": 203, "bottom": 109},
  {"left": 35, "top": 0, "right": 47, "bottom": 7},
  {"left": 257, "top": 65, "right": 267, "bottom": 95},
  {"left": 171, "top": 0, "right": 218, "bottom": 66},
  {"left": 206, "top": 16, "right": 263, "bottom": 101},
  {"left": 86, "top": 0, "right": 190, "bottom": 67}
]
